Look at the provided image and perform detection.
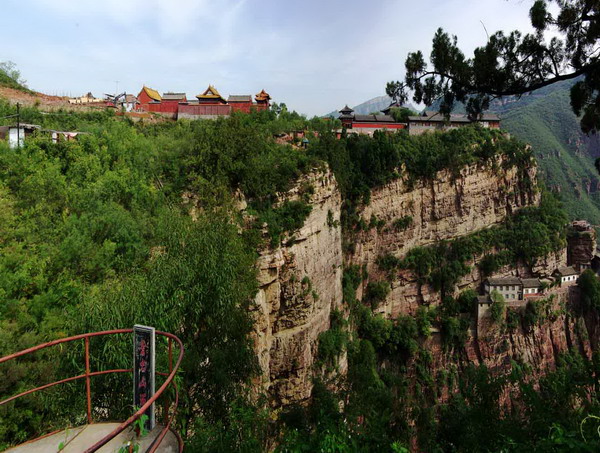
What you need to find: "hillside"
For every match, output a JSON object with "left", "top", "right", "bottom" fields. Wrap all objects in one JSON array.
[{"left": 499, "top": 81, "right": 600, "bottom": 223}]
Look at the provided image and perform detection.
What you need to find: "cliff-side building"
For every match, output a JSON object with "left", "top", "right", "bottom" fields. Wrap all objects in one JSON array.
[
  {"left": 337, "top": 105, "right": 406, "bottom": 135},
  {"left": 484, "top": 277, "right": 523, "bottom": 301},
  {"left": 407, "top": 111, "right": 501, "bottom": 135},
  {"left": 554, "top": 266, "right": 579, "bottom": 285}
]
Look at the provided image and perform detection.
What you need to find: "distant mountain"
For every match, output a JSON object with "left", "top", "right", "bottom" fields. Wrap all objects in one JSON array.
[
  {"left": 324, "top": 95, "right": 417, "bottom": 118},
  {"left": 498, "top": 80, "right": 600, "bottom": 223}
]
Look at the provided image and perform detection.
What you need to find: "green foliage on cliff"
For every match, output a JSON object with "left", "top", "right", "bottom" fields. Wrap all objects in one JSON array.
[
  {"left": 578, "top": 269, "right": 600, "bottom": 312},
  {"left": 400, "top": 192, "right": 567, "bottom": 297},
  {"left": 309, "top": 126, "right": 533, "bottom": 214}
]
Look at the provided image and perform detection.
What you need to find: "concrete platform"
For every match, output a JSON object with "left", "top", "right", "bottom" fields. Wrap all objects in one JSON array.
[{"left": 4, "top": 422, "right": 180, "bottom": 452}]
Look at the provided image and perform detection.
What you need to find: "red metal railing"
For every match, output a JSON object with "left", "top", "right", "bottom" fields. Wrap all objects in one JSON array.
[{"left": 0, "top": 329, "right": 184, "bottom": 452}]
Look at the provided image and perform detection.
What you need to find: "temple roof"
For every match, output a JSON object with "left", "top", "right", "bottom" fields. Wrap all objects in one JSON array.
[
  {"left": 141, "top": 86, "right": 161, "bottom": 102},
  {"left": 255, "top": 89, "right": 271, "bottom": 102},
  {"left": 162, "top": 92, "right": 186, "bottom": 101},
  {"left": 381, "top": 102, "right": 403, "bottom": 115},
  {"left": 197, "top": 85, "right": 224, "bottom": 100},
  {"left": 228, "top": 95, "right": 252, "bottom": 102},
  {"left": 486, "top": 277, "right": 522, "bottom": 286},
  {"left": 354, "top": 114, "right": 395, "bottom": 123},
  {"left": 521, "top": 278, "right": 541, "bottom": 288},
  {"left": 408, "top": 111, "right": 500, "bottom": 123},
  {"left": 555, "top": 266, "right": 578, "bottom": 276}
]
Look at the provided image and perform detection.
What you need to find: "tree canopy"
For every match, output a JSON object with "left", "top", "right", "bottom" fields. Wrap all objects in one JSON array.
[{"left": 386, "top": 0, "right": 600, "bottom": 133}]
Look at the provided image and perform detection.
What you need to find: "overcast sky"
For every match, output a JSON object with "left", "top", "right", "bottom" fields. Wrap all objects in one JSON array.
[{"left": 2, "top": 0, "right": 540, "bottom": 116}]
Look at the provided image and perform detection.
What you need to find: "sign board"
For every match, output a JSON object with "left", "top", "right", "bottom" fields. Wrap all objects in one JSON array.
[{"left": 133, "top": 325, "right": 155, "bottom": 431}]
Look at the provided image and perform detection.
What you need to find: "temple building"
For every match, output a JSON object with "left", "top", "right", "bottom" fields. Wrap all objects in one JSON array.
[
  {"left": 228, "top": 95, "right": 254, "bottom": 113},
  {"left": 196, "top": 85, "right": 227, "bottom": 104},
  {"left": 137, "top": 86, "right": 162, "bottom": 107},
  {"left": 136, "top": 84, "right": 271, "bottom": 120},
  {"left": 337, "top": 105, "right": 406, "bottom": 135},
  {"left": 255, "top": 89, "right": 271, "bottom": 108},
  {"left": 407, "top": 111, "right": 501, "bottom": 135}
]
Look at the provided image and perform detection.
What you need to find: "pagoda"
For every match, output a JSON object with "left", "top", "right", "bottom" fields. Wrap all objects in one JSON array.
[
  {"left": 338, "top": 105, "right": 354, "bottom": 128},
  {"left": 255, "top": 89, "right": 271, "bottom": 108}
]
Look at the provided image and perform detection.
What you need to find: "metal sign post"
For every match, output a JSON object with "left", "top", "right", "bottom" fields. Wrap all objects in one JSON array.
[{"left": 133, "top": 325, "right": 155, "bottom": 431}]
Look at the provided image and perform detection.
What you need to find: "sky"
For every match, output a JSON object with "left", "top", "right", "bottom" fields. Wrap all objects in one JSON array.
[{"left": 1, "top": 0, "right": 542, "bottom": 116}]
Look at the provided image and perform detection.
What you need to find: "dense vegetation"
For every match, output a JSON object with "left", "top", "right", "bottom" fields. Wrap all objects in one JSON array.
[
  {"left": 499, "top": 80, "right": 600, "bottom": 224},
  {"left": 0, "top": 91, "right": 598, "bottom": 452},
  {"left": 281, "top": 262, "right": 600, "bottom": 452},
  {"left": 0, "top": 103, "right": 326, "bottom": 450}
]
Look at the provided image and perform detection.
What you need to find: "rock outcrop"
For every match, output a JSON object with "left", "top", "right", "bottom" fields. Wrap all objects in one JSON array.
[
  {"left": 250, "top": 169, "right": 343, "bottom": 406},
  {"left": 567, "top": 220, "right": 596, "bottom": 270},
  {"left": 349, "top": 156, "right": 539, "bottom": 316},
  {"left": 251, "top": 155, "right": 599, "bottom": 409}
]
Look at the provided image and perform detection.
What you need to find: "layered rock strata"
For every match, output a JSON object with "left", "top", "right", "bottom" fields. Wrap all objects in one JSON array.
[{"left": 250, "top": 169, "right": 343, "bottom": 406}]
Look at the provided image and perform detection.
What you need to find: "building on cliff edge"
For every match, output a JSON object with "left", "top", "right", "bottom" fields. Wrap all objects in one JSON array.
[
  {"left": 407, "top": 111, "right": 501, "bottom": 135},
  {"left": 135, "top": 85, "right": 271, "bottom": 120},
  {"left": 337, "top": 105, "right": 406, "bottom": 136}
]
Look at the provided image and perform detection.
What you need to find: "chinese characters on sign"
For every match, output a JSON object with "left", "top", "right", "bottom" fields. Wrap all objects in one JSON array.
[{"left": 134, "top": 325, "right": 155, "bottom": 431}]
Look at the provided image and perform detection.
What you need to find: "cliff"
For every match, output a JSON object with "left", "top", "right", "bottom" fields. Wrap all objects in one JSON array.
[
  {"left": 251, "top": 153, "right": 598, "bottom": 410},
  {"left": 350, "top": 156, "right": 540, "bottom": 317},
  {"left": 250, "top": 169, "right": 343, "bottom": 407}
]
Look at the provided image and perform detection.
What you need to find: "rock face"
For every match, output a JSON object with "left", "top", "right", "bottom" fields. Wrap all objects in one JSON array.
[
  {"left": 250, "top": 169, "right": 343, "bottom": 406},
  {"left": 251, "top": 156, "right": 599, "bottom": 409},
  {"left": 567, "top": 221, "right": 597, "bottom": 270},
  {"left": 349, "top": 156, "right": 539, "bottom": 317}
]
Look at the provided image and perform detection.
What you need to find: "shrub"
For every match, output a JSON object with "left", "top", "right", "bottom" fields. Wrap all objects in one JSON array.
[
  {"left": 365, "top": 281, "right": 391, "bottom": 309},
  {"left": 393, "top": 216, "right": 413, "bottom": 231}
]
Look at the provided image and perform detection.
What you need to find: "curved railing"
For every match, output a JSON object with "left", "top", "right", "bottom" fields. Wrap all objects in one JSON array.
[{"left": 0, "top": 329, "right": 184, "bottom": 452}]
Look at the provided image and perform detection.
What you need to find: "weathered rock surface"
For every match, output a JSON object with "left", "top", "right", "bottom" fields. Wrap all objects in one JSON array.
[
  {"left": 252, "top": 156, "right": 598, "bottom": 409},
  {"left": 567, "top": 221, "right": 596, "bottom": 270},
  {"left": 350, "top": 156, "right": 539, "bottom": 316},
  {"left": 250, "top": 169, "right": 343, "bottom": 406}
]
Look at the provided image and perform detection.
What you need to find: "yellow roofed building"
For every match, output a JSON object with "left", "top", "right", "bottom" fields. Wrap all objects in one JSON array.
[
  {"left": 138, "top": 86, "right": 162, "bottom": 104},
  {"left": 196, "top": 85, "right": 227, "bottom": 104}
]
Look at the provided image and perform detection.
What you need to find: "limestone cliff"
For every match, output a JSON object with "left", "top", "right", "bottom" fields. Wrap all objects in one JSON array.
[
  {"left": 350, "top": 156, "right": 540, "bottom": 317},
  {"left": 251, "top": 154, "right": 599, "bottom": 409},
  {"left": 250, "top": 169, "right": 343, "bottom": 407}
]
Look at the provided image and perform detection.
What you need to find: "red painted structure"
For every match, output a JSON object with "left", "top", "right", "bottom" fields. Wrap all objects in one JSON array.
[
  {"left": 338, "top": 105, "right": 406, "bottom": 134},
  {"left": 0, "top": 329, "right": 184, "bottom": 453},
  {"left": 178, "top": 103, "right": 232, "bottom": 118},
  {"left": 136, "top": 85, "right": 270, "bottom": 119},
  {"left": 352, "top": 122, "right": 406, "bottom": 130},
  {"left": 137, "top": 86, "right": 162, "bottom": 110}
]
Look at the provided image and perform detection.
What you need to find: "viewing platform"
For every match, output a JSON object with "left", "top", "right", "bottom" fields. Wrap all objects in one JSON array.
[
  {"left": 0, "top": 328, "right": 184, "bottom": 452},
  {"left": 5, "top": 423, "right": 179, "bottom": 452}
]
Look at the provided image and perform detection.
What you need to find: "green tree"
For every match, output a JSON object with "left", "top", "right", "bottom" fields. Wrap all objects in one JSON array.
[
  {"left": 578, "top": 269, "right": 600, "bottom": 311},
  {"left": 387, "top": 0, "right": 600, "bottom": 133},
  {"left": 490, "top": 290, "right": 507, "bottom": 323}
]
